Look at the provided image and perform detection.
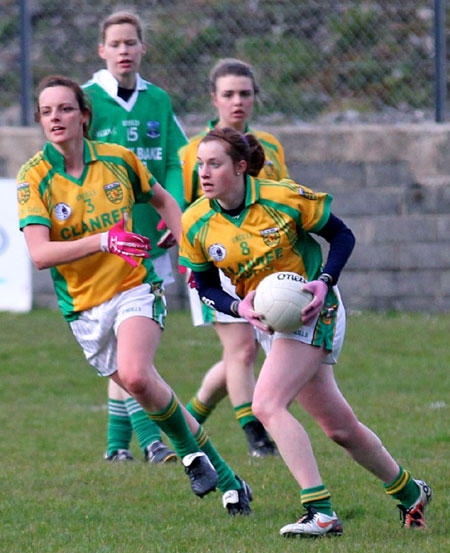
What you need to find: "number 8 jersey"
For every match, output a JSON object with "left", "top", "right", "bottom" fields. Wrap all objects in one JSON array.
[{"left": 179, "top": 176, "right": 333, "bottom": 300}]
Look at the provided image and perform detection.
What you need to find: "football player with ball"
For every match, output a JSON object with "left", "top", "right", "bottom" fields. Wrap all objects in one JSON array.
[{"left": 179, "top": 127, "right": 431, "bottom": 537}]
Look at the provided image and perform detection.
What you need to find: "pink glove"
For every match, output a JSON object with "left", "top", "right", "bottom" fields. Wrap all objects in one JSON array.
[
  {"left": 237, "top": 291, "right": 272, "bottom": 333},
  {"left": 100, "top": 216, "right": 151, "bottom": 267},
  {"left": 300, "top": 280, "right": 327, "bottom": 325},
  {"left": 156, "top": 219, "right": 177, "bottom": 249},
  {"left": 178, "top": 264, "right": 187, "bottom": 275}
]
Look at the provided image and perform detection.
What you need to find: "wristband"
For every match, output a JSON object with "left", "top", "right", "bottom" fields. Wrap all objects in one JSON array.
[
  {"left": 230, "top": 300, "right": 241, "bottom": 317},
  {"left": 100, "top": 232, "right": 109, "bottom": 252},
  {"left": 318, "top": 273, "right": 334, "bottom": 288}
]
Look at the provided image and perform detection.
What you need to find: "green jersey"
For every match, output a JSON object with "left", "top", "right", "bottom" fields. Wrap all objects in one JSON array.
[{"left": 83, "top": 69, "right": 188, "bottom": 259}]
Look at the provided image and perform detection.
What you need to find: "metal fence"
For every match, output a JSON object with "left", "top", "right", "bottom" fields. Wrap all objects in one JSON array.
[{"left": 2, "top": 0, "right": 448, "bottom": 126}]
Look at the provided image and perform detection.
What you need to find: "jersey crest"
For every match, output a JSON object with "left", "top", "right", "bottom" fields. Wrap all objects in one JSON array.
[
  {"left": 17, "top": 182, "right": 30, "bottom": 204},
  {"left": 146, "top": 121, "right": 160, "bottom": 138},
  {"left": 103, "top": 181, "right": 123, "bottom": 204},
  {"left": 260, "top": 227, "right": 281, "bottom": 248}
]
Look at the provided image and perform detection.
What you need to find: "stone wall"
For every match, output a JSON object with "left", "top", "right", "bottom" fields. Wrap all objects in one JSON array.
[{"left": 2, "top": 124, "right": 449, "bottom": 313}]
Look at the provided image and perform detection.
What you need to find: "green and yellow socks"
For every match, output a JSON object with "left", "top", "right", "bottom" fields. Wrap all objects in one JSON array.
[
  {"left": 147, "top": 395, "right": 201, "bottom": 458},
  {"left": 296, "top": 467, "right": 419, "bottom": 518},
  {"left": 383, "top": 466, "right": 420, "bottom": 508},
  {"left": 234, "top": 402, "right": 258, "bottom": 428},
  {"left": 187, "top": 396, "right": 259, "bottom": 429},
  {"left": 301, "top": 485, "right": 333, "bottom": 517},
  {"left": 186, "top": 396, "right": 215, "bottom": 424},
  {"left": 148, "top": 395, "right": 240, "bottom": 492}
]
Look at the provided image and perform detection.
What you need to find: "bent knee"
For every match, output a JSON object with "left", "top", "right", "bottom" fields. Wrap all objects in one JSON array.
[
  {"left": 252, "top": 396, "right": 282, "bottom": 427},
  {"left": 120, "top": 373, "right": 149, "bottom": 398},
  {"left": 323, "top": 421, "right": 363, "bottom": 447}
]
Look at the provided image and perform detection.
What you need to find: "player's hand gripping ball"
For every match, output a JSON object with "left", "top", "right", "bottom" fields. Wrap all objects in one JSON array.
[{"left": 253, "top": 272, "right": 313, "bottom": 332}]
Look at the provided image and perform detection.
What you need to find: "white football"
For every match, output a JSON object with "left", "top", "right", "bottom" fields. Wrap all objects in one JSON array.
[{"left": 253, "top": 272, "right": 314, "bottom": 332}]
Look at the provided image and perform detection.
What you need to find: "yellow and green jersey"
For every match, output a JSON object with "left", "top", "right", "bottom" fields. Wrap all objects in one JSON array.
[
  {"left": 179, "top": 176, "right": 332, "bottom": 299},
  {"left": 179, "top": 119, "right": 289, "bottom": 206},
  {"left": 17, "top": 140, "right": 160, "bottom": 321}
]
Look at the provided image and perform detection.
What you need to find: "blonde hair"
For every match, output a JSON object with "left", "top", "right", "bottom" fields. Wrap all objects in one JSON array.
[{"left": 100, "top": 11, "right": 144, "bottom": 43}]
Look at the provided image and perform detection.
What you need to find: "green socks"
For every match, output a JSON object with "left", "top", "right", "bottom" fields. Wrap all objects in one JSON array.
[
  {"left": 383, "top": 467, "right": 420, "bottom": 508},
  {"left": 233, "top": 402, "right": 258, "bottom": 428},
  {"left": 106, "top": 399, "right": 132, "bottom": 456},
  {"left": 186, "top": 398, "right": 258, "bottom": 431},
  {"left": 125, "top": 397, "right": 162, "bottom": 452},
  {"left": 147, "top": 395, "right": 199, "bottom": 458},
  {"left": 301, "top": 485, "right": 333, "bottom": 517},
  {"left": 194, "top": 426, "right": 240, "bottom": 493},
  {"left": 186, "top": 396, "right": 216, "bottom": 424}
]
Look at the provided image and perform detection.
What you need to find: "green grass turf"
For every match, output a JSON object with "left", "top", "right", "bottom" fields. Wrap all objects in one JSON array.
[{"left": 0, "top": 309, "right": 448, "bottom": 552}]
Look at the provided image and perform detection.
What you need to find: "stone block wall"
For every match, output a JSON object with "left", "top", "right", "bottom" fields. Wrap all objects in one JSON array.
[{"left": 2, "top": 124, "right": 449, "bottom": 313}]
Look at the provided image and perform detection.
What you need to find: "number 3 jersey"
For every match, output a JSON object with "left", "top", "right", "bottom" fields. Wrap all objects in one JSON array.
[
  {"left": 17, "top": 140, "right": 160, "bottom": 321},
  {"left": 179, "top": 176, "right": 332, "bottom": 300}
]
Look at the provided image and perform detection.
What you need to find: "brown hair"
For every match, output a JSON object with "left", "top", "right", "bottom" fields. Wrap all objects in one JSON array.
[
  {"left": 100, "top": 11, "right": 143, "bottom": 43},
  {"left": 208, "top": 58, "right": 260, "bottom": 95},
  {"left": 201, "top": 127, "right": 265, "bottom": 177},
  {"left": 34, "top": 75, "right": 92, "bottom": 138}
]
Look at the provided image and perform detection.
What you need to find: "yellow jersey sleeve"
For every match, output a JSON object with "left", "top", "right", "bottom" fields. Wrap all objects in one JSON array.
[
  {"left": 17, "top": 152, "right": 52, "bottom": 228},
  {"left": 179, "top": 134, "right": 204, "bottom": 206},
  {"left": 179, "top": 200, "right": 214, "bottom": 271}
]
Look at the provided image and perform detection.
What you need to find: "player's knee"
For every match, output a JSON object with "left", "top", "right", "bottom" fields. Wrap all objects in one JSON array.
[
  {"left": 325, "top": 426, "right": 351, "bottom": 446},
  {"left": 252, "top": 395, "right": 279, "bottom": 428},
  {"left": 120, "top": 372, "right": 148, "bottom": 398},
  {"left": 323, "top": 421, "right": 360, "bottom": 448}
]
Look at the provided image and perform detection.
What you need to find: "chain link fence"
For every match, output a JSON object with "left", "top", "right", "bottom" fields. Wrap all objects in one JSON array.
[{"left": 2, "top": 1, "right": 448, "bottom": 126}]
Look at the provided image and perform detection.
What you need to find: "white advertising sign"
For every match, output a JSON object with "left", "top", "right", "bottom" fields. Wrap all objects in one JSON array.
[{"left": 0, "top": 179, "right": 32, "bottom": 312}]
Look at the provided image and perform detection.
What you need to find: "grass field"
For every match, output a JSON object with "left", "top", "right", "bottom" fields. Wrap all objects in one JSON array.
[{"left": 0, "top": 308, "right": 448, "bottom": 553}]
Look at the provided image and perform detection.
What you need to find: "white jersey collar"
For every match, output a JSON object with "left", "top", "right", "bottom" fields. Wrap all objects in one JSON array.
[{"left": 91, "top": 69, "right": 148, "bottom": 112}]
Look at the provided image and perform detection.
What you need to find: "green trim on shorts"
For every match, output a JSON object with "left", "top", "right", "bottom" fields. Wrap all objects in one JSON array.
[
  {"left": 150, "top": 282, "right": 167, "bottom": 330},
  {"left": 201, "top": 301, "right": 217, "bottom": 324},
  {"left": 311, "top": 288, "right": 339, "bottom": 351}
]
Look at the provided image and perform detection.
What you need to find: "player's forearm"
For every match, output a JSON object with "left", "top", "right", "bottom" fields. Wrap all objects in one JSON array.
[
  {"left": 193, "top": 268, "right": 240, "bottom": 317},
  {"left": 24, "top": 227, "right": 101, "bottom": 270}
]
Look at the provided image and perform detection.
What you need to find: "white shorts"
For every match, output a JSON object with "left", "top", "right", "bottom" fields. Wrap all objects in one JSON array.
[
  {"left": 188, "top": 270, "right": 247, "bottom": 327},
  {"left": 70, "top": 283, "right": 166, "bottom": 377},
  {"left": 256, "top": 287, "right": 346, "bottom": 365},
  {"left": 152, "top": 252, "right": 174, "bottom": 287}
]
